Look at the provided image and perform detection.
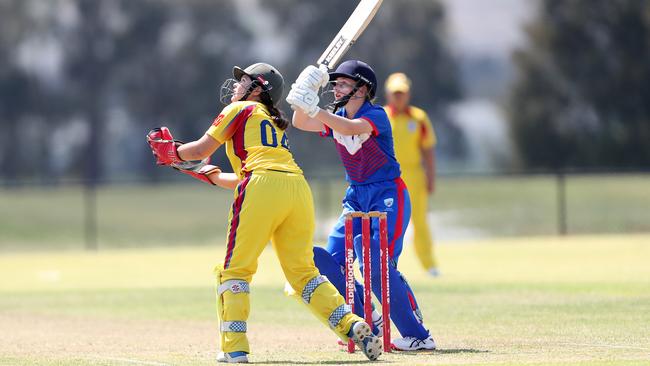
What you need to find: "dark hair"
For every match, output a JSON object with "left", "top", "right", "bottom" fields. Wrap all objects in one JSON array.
[{"left": 260, "top": 92, "right": 289, "bottom": 130}]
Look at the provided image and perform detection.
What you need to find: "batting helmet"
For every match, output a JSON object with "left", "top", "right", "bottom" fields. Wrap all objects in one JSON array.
[
  {"left": 233, "top": 63, "right": 284, "bottom": 106},
  {"left": 329, "top": 60, "right": 377, "bottom": 99}
]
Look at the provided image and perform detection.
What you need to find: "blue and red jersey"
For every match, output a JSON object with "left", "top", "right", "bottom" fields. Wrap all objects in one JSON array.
[{"left": 320, "top": 101, "right": 401, "bottom": 185}]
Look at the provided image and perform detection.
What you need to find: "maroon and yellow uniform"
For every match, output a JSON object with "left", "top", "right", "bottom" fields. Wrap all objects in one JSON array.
[
  {"left": 207, "top": 101, "right": 302, "bottom": 178},
  {"left": 207, "top": 101, "right": 360, "bottom": 353},
  {"left": 385, "top": 104, "right": 438, "bottom": 271}
]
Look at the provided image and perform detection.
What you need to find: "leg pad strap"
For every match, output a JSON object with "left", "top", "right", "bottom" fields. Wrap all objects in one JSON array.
[
  {"left": 328, "top": 304, "right": 352, "bottom": 328},
  {"left": 218, "top": 280, "right": 250, "bottom": 295},
  {"left": 302, "top": 275, "right": 328, "bottom": 304},
  {"left": 221, "top": 321, "right": 247, "bottom": 333}
]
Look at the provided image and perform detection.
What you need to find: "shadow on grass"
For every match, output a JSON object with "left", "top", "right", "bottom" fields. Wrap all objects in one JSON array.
[
  {"left": 391, "top": 348, "right": 490, "bottom": 356},
  {"left": 252, "top": 349, "right": 489, "bottom": 364},
  {"left": 438, "top": 348, "right": 489, "bottom": 354},
  {"left": 253, "top": 362, "right": 379, "bottom": 365}
]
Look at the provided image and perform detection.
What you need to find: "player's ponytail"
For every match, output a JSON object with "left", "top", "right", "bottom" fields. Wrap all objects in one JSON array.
[
  {"left": 261, "top": 92, "right": 289, "bottom": 130},
  {"left": 269, "top": 105, "right": 290, "bottom": 130}
]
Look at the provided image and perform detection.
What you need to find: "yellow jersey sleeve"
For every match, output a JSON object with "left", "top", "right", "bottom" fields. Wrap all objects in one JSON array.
[
  {"left": 206, "top": 102, "right": 255, "bottom": 144},
  {"left": 415, "top": 108, "right": 437, "bottom": 149}
]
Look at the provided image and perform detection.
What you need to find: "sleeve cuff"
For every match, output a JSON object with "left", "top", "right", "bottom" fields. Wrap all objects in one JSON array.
[
  {"left": 206, "top": 127, "right": 226, "bottom": 145},
  {"left": 319, "top": 125, "right": 332, "bottom": 138},
  {"left": 361, "top": 117, "right": 379, "bottom": 136}
]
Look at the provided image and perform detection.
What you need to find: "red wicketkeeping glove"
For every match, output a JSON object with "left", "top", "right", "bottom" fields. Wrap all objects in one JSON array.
[{"left": 146, "top": 127, "right": 184, "bottom": 166}]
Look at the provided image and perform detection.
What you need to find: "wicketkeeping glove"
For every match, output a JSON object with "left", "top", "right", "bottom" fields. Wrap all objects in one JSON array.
[
  {"left": 146, "top": 127, "right": 221, "bottom": 185},
  {"left": 146, "top": 127, "right": 184, "bottom": 166},
  {"left": 174, "top": 162, "right": 221, "bottom": 185},
  {"left": 286, "top": 83, "right": 320, "bottom": 117}
]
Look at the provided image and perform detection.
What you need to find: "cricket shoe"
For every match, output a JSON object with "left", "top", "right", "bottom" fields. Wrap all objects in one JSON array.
[
  {"left": 338, "top": 309, "right": 386, "bottom": 347},
  {"left": 349, "top": 322, "right": 383, "bottom": 361},
  {"left": 428, "top": 267, "right": 441, "bottom": 277},
  {"left": 391, "top": 336, "right": 436, "bottom": 351},
  {"left": 217, "top": 351, "right": 249, "bottom": 363}
]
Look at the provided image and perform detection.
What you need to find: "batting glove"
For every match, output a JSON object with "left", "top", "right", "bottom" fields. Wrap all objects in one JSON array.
[
  {"left": 286, "top": 84, "right": 320, "bottom": 118},
  {"left": 296, "top": 65, "right": 329, "bottom": 92}
]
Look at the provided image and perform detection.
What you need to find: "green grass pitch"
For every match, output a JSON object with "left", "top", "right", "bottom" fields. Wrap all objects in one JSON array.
[{"left": 1, "top": 234, "right": 649, "bottom": 365}]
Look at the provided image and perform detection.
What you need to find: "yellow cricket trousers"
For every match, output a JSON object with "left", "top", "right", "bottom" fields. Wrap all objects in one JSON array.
[
  {"left": 401, "top": 168, "right": 438, "bottom": 270},
  {"left": 214, "top": 170, "right": 360, "bottom": 353}
]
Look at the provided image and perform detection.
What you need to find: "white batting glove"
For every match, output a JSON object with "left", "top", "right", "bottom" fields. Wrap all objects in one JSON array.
[
  {"left": 286, "top": 83, "right": 320, "bottom": 118},
  {"left": 295, "top": 65, "right": 329, "bottom": 92}
]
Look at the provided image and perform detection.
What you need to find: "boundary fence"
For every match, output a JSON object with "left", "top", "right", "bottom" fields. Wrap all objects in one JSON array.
[{"left": 1, "top": 169, "right": 649, "bottom": 250}]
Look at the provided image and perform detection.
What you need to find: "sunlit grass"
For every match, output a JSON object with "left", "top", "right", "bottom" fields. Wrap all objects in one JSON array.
[{"left": 1, "top": 235, "right": 649, "bottom": 365}]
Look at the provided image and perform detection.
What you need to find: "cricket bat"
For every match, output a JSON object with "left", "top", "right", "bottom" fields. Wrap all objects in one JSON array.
[{"left": 317, "top": 0, "right": 384, "bottom": 70}]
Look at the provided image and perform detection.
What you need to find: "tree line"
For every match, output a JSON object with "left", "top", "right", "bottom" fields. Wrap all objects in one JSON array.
[{"left": 1, "top": 0, "right": 648, "bottom": 185}]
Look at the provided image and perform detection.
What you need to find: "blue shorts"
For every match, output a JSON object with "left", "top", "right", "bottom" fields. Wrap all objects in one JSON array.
[{"left": 326, "top": 178, "right": 411, "bottom": 264}]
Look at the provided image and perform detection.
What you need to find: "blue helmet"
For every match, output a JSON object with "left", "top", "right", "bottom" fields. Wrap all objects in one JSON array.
[{"left": 329, "top": 60, "right": 377, "bottom": 99}]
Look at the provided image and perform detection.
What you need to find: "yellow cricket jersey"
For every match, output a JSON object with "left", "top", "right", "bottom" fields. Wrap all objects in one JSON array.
[
  {"left": 206, "top": 101, "right": 302, "bottom": 179},
  {"left": 385, "top": 105, "right": 437, "bottom": 170}
]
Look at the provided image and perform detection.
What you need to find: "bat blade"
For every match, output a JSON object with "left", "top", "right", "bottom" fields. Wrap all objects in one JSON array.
[{"left": 317, "top": 0, "right": 383, "bottom": 70}]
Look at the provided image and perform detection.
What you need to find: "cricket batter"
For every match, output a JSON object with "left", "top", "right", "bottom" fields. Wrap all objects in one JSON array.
[
  {"left": 147, "top": 63, "right": 382, "bottom": 363},
  {"left": 286, "top": 60, "right": 436, "bottom": 351},
  {"left": 384, "top": 72, "right": 440, "bottom": 276}
]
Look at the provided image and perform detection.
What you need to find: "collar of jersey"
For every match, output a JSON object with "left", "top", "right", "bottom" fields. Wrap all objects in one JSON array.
[{"left": 340, "top": 100, "right": 373, "bottom": 119}]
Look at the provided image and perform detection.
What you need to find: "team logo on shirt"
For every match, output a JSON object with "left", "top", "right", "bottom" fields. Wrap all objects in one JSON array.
[
  {"left": 384, "top": 197, "right": 394, "bottom": 208},
  {"left": 408, "top": 120, "right": 417, "bottom": 133},
  {"left": 212, "top": 114, "right": 225, "bottom": 127}
]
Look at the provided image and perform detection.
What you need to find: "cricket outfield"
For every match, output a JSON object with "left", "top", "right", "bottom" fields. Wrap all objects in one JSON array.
[{"left": 1, "top": 235, "right": 649, "bottom": 365}]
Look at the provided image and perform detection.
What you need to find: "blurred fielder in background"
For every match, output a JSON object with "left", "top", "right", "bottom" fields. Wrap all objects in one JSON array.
[
  {"left": 147, "top": 62, "right": 382, "bottom": 363},
  {"left": 384, "top": 73, "right": 440, "bottom": 277},
  {"left": 286, "top": 60, "right": 436, "bottom": 351}
]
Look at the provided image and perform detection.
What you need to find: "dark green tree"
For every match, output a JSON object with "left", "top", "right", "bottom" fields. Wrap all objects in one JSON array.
[
  {"left": 114, "top": 0, "right": 243, "bottom": 179},
  {"left": 1, "top": 0, "right": 462, "bottom": 181},
  {"left": 0, "top": 0, "right": 70, "bottom": 182},
  {"left": 509, "top": 0, "right": 650, "bottom": 169}
]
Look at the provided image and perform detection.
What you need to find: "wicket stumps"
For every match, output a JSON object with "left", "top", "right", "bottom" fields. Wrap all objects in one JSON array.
[{"left": 344, "top": 211, "right": 391, "bottom": 353}]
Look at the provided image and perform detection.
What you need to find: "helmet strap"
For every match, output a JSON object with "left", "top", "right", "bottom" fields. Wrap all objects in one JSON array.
[
  {"left": 240, "top": 80, "right": 262, "bottom": 102},
  {"left": 241, "top": 77, "right": 274, "bottom": 103},
  {"left": 259, "top": 89, "right": 274, "bottom": 107},
  {"left": 332, "top": 79, "right": 366, "bottom": 111}
]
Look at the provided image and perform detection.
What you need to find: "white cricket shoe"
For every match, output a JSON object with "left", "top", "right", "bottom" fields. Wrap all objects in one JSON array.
[
  {"left": 217, "top": 351, "right": 249, "bottom": 363},
  {"left": 391, "top": 336, "right": 436, "bottom": 351},
  {"left": 350, "top": 322, "right": 383, "bottom": 361}
]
